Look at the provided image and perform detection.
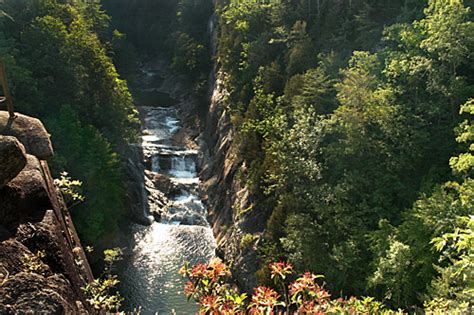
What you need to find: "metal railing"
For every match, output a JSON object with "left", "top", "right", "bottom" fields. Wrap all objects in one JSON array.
[{"left": 0, "top": 58, "right": 15, "bottom": 118}]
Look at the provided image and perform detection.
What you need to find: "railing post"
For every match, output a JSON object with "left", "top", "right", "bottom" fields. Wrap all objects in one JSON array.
[{"left": 0, "top": 58, "right": 15, "bottom": 118}]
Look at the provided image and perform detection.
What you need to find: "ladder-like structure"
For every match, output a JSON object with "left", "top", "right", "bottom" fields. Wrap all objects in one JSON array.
[{"left": 0, "top": 58, "right": 15, "bottom": 118}]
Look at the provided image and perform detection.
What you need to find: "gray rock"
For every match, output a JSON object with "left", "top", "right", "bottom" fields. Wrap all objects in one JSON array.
[
  {"left": 125, "top": 144, "right": 151, "bottom": 224},
  {"left": 0, "top": 154, "right": 50, "bottom": 227},
  {"left": 0, "top": 240, "right": 38, "bottom": 275},
  {"left": 0, "top": 136, "right": 27, "bottom": 189},
  {"left": 0, "top": 111, "right": 53, "bottom": 160},
  {"left": 0, "top": 240, "right": 76, "bottom": 314},
  {"left": 0, "top": 272, "right": 80, "bottom": 314},
  {"left": 146, "top": 170, "right": 179, "bottom": 195}
]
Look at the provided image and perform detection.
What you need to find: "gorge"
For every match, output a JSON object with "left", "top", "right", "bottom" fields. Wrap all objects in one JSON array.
[
  {"left": 118, "top": 65, "right": 217, "bottom": 314},
  {"left": 0, "top": 0, "right": 472, "bottom": 313}
]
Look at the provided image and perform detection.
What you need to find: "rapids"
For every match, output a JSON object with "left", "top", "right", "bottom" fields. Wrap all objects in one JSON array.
[{"left": 118, "top": 70, "right": 216, "bottom": 314}]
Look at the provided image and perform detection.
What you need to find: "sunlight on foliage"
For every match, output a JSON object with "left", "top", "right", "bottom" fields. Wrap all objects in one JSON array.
[
  {"left": 21, "top": 250, "right": 47, "bottom": 275},
  {"left": 54, "top": 171, "right": 85, "bottom": 207},
  {"left": 82, "top": 248, "right": 124, "bottom": 312}
]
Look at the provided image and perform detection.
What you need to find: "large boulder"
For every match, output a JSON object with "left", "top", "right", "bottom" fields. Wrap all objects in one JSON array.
[
  {"left": 0, "top": 272, "right": 82, "bottom": 314},
  {"left": 0, "top": 240, "right": 39, "bottom": 275},
  {"left": 0, "top": 136, "right": 27, "bottom": 189},
  {"left": 0, "top": 111, "right": 53, "bottom": 160},
  {"left": 0, "top": 211, "right": 91, "bottom": 314},
  {"left": 145, "top": 170, "right": 179, "bottom": 195},
  {"left": 0, "top": 154, "right": 50, "bottom": 228},
  {"left": 0, "top": 241, "right": 66, "bottom": 314}
]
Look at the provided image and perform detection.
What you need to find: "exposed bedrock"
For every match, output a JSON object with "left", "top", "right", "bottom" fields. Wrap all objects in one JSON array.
[
  {"left": 0, "top": 112, "right": 53, "bottom": 160},
  {"left": 200, "top": 70, "right": 267, "bottom": 292},
  {"left": 0, "top": 111, "right": 93, "bottom": 314},
  {"left": 0, "top": 135, "right": 27, "bottom": 189},
  {"left": 124, "top": 144, "right": 152, "bottom": 225}
]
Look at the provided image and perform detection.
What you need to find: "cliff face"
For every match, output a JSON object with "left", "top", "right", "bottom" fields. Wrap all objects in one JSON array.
[
  {"left": 0, "top": 112, "right": 93, "bottom": 314},
  {"left": 200, "top": 67, "right": 267, "bottom": 292},
  {"left": 197, "top": 10, "right": 265, "bottom": 292}
]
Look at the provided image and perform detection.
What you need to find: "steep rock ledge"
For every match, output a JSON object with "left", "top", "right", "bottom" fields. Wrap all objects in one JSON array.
[
  {"left": 200, "top": 69, "right": 265, "bottom": 292},
  {"left": 0, "top": 112, "right": 93, "bottom": 314}
]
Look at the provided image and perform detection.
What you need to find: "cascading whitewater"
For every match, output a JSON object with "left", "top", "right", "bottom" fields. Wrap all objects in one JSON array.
[{"left": 117, "top": 69, "right": 216, "bottom": 314}]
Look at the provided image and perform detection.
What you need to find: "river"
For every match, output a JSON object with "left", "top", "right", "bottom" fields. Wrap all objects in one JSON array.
[{"left": 117, "top": 68, "right": 217, "bottom": 314}]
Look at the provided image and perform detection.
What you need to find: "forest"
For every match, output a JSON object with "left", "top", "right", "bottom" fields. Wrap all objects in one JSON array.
[
  {"left": 0, "top": 0, "right": 139, "bottom": 244},
  {"left": 213, "top": 0, "right": 473, "bottom": 309},
  {"left": 0, "top": 0, "right": 472, "bottom": 313}
]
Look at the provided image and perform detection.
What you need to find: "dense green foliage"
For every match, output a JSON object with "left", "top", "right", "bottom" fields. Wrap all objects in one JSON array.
[
  {"left": 2, "top": 0, "right": 472, "bottom": 310},
  {"left": 0, "top": 0, "right": 139, "bottom": 244},
  {"left": 102, "top": 0, "right": 212, "bottom": 95},
  {"left": 213, "top": 0, "right": 474, "bottom": 310},
  {"left": 180, "top": 259, "right": 472, "bottom": 314}
]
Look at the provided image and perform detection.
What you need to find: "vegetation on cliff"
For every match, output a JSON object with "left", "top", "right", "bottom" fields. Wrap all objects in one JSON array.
[
  {"left": 181, "top": 256, "right": 473, "bottom": 313},
  {"left": 212, "top": 0, "right": 473, "bottom": 311},
  {"left": 0, "top": 0, "right": 139, "bottom": 244},
  {"left": 2, "top": 0, "right": 472, "bottom": 312},
  {"left": 102, "top": 0, "right": 213, "bottom": 97}
]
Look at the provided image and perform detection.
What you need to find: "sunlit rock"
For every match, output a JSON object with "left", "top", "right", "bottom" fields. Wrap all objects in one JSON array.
[{"left": 0, "top": 112, "right": 53, "bottom": 160}]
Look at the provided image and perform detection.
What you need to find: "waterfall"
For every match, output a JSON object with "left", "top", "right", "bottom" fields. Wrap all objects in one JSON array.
[
  {"left": 171, "top": 156, "right": 186, "bottom": 173},
  {"left": 151, "top": 155, "right": 160, "bottom": 172},
  {"left": 118, "top": 97, "right": 216, "bottom": 314},
  {"left": 118, "top": 7, "right": 220, "bottom": 313},
  {"left": 208, "top": 12, "right": 218, "bottom": 58},
  {"left": 169, "top": 155, "right": 196, "bottom": 178}
]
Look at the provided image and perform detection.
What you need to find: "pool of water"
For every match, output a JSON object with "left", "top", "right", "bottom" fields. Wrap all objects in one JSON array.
[{"left": 118, "top": 71, "right": 216, "bottom": 314}]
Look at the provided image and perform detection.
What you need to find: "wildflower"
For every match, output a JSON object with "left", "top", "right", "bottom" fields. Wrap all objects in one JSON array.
[
  {"left": 289, "top": 272, "right": 329, "bottom": 308},
  {"left": 179, "top": 264, "right": 188, "bottom": 276},
  {"left": 248, "top": 286, "right": 281, "bottom": 311},
  {"left": 248, "top": 307, "right": 274, "bottom": 315},
  {"left": 190, "top": 263, "right": 209, "bottom": 280},
  {"left": 207, "top": 257, "right": 231, "bottom": 281},
  {"left": 200, "top": 295, "right": 220, "bottom": 313},
  {"left": 184, "top": 281, "right": 196, "bottom": 297},
  {"left": 269, "top": 261, "right": 293, "bottom": 280},
  {"left": 314, "top": 287, "right": 331, "bottom": 304},
  {"left": 289, "top": 272, "right": 320, "bottom": 296},
  {"left": 297, "top": 300, "right": 326, "bottom": 314},
  {"left": 220, "top": 300, "right": 245, "bottom": 315}
]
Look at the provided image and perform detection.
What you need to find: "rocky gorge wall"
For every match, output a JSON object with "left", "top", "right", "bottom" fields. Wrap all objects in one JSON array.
[
  {"left": 121, "top": 52, "right": 265, "bottom": 293},
  {"left": 0, "top": 112, "right": 94, "bottom": 314},
  {"left": 199, "top": 63, "right": 265, "bottom": 292}
]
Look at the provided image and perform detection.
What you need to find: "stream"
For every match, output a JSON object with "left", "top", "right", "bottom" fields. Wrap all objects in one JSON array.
[{"left": 117, "top": 69, "right": 217, "bottom": 314}]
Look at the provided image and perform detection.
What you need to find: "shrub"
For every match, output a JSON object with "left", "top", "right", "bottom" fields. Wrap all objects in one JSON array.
[{"left": 180, "top": 260, "right": 405, "bottom": 314}]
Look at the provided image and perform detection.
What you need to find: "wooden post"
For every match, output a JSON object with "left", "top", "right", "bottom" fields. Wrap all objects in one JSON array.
[{"left": 0, "top": 58, "right": 15, "bottom": 118}]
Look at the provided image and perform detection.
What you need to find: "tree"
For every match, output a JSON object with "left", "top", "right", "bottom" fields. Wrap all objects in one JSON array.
[{"left": 0, "top": 0, "right": 139, "bottom": 245}]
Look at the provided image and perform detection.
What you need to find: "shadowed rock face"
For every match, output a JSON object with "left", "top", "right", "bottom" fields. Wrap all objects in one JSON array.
[
  {"left": 200, "top": 70, "right": 264, "bottom": 292},
  {"left": 0, "top": 135, "right": 27, "bottom": 189},
  {"left": 0, "top": 155, "right": 50, "bottom": 228},
  {"left": 0, "top": 112, "right": 92, "bottom": 314},
  {"left": 0, "top": 212, "right": 89, "bottom": 314},
  {"left": 0, "top": 112, "right": 53, "bottom": 160},
  {"left": 0, "top": 272, "right": 82, "bottom": 314}
]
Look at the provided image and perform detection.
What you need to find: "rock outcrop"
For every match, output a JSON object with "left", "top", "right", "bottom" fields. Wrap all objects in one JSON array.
[
  {"left": 0, "top": 111, "right": 93, "bottom": 314},
  {"left": 0, "top": 112, "right": 54, "bottom": 160},
  {"left": 125, "top": 144, "right": 151, "bottom": 225},
  {"left": 146, "top": 170, "right": 179, "bottom": 196},
  {"left": 0, "top": 136, "right": 27, "bottom": 189},
  {"left": 0, "top": 154, "right": 51, "bottom": 229},
  {"left": 200, "top": 68, "right": 264, "bottom": 292}
]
